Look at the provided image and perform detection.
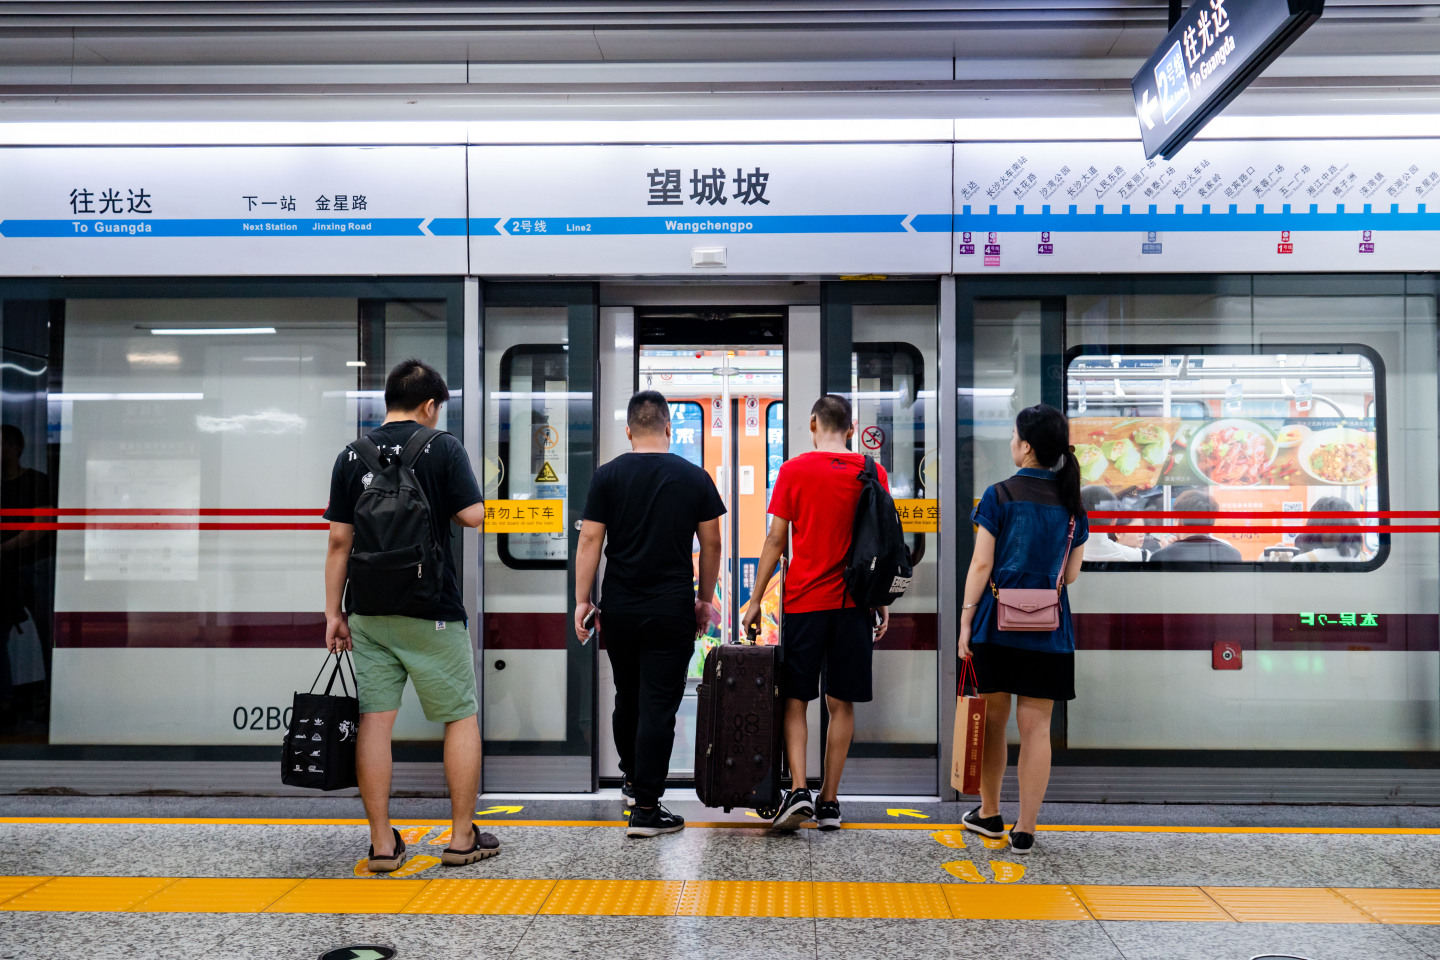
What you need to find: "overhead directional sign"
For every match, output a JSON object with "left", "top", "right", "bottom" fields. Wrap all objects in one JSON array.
[{"left": 1132, "top": 0, "right": 1324, "bottom": 160}]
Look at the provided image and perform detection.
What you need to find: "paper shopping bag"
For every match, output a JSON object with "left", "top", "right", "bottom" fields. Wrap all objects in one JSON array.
[{"left": 950, "top": 659, "right": 986, "bottom": 795}]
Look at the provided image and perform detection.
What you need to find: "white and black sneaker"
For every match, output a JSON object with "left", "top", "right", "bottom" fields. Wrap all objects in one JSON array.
[
  {"left": 620, "top": 782, "right": 636, "bottom": 808},
  {"left": 626, "top": 803, "right": 684, "bottom": 838},
  {"left": 771, "top": 788, "right": 814, "bottom": 831},
  {"left": 815, "top": 799, "right": 842, "bottom": 832},
  {"left": 1008, "top": 830, "right": 1036, "bottom": 855},
  {"left": 962, "top": 805, "right": 1007, "bottom": 839}
]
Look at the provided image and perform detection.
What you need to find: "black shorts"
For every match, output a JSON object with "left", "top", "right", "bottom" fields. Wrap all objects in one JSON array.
[{"left": 782, "top": 606, "right": 873, "bottom": 703}]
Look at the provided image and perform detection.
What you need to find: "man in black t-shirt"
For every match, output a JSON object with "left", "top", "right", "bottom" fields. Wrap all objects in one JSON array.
[
  {"left": 324, "top": 359, "right": 494, "bottom": 872},
  {"left": 576, "top": 390, "right": 725, "bottom": 838}
]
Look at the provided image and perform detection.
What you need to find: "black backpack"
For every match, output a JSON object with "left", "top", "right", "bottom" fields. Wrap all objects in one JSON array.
[
  {"left": 842, "top": 455, "right": 913, "bottom": 608},
  {"left": 346, "top": 427, "right": 447, "bottom": 618}
]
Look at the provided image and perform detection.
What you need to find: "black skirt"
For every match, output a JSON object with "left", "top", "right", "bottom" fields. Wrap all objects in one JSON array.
[{"left": 970, "top": 642, "right": 1075, "bottom": 702}]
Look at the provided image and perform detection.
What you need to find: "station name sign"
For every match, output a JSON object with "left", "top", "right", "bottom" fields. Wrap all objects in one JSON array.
[{"left": 1132, "top": 0, "right": 1323, "bottom": 160}]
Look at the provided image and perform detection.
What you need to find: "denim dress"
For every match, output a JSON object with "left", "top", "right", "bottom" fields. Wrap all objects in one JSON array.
[{"left": 969, "top": 469, "right": 1089, "bottom": 654}]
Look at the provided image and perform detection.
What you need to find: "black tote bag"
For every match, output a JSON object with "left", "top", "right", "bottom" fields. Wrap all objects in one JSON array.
[{"left": 281, "top": 652, "right": 359, "bottom": 791}]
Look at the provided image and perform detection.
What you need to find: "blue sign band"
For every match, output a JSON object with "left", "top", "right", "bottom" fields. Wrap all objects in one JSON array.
[
  {"left": 481, "top": 214, "right": 952, "bottom": 236},
  {"left": 0, "top": 218, "right": 434, "bottom": 238}
]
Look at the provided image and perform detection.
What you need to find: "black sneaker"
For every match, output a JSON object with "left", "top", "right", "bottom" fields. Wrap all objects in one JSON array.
[
  {"left": 1008, "top": 830, "right": 1036, "bottom": 854},
  {"left": 626, "top": 803, "right": 684, "bottom": 838},
  {"left": 815, "top": 799, "right": 842, "bottom": 832},
  {"left": 962, "top": 805, "right": 1006, "bottom": 839},
  {"left": 620, "top": 782, "right": 636, "bottom": 808},
  {"left": 771, "top": 788, "right": 814, "bottom": 831}
]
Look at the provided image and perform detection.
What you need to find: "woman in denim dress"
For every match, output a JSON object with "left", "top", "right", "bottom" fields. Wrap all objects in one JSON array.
[{"left": 957, "top": 404, "right": 1088, "bottom": 854}]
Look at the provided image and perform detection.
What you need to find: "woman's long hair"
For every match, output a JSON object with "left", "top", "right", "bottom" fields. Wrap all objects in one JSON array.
[{"left": 1016, "top": 403, "right": 1084, "bottom": 520}]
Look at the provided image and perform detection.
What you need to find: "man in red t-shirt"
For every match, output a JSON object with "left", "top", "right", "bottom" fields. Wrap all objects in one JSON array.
[{"left": 740, "top": 394, "right": 890, "bottom": 832}]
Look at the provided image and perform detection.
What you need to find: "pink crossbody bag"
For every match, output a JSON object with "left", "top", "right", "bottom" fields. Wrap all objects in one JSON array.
[{"left": 990, "top": 513, "right": 1076, "bottom": 632}]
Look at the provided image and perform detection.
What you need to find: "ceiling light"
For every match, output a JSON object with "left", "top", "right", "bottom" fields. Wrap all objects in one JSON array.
[
  {"left": 346, "top": 360, "right": 366, "bottom": 367},
  {"left": 151, "top": 327, "right": 276, "bottom": 336}
]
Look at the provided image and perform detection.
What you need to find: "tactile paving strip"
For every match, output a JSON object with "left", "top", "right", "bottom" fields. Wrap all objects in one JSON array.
[
  {"left": 402, "top": 879, "right": 556, "bottom": 915},
  {"left": 540, "top": 879, "right": 684, "bottom": 916},
  {"left": 677, "top": 880, "right": 815, "bottom": 918},
  {"left": 943, "top": 883, "right": 1093, "bottom": 921},
  {"left": 0, "top": 876, "right": 52, "bottom": 906},
  {"left": 0, "top": 877, "right": 176, "bottom": 912},
  {"left": 1201, "top": 887, "right": 1374, "bottom": 924},
  {"left": 265, "top": 878, "right": 429, "bottom": 914},
  {"left": 814, "top": 881, "right": 952, "bottom": 919},
  {"left": 133, "top": 878, "right": 302, "bottom": 913},
  {"left": 1334, "top": 888, "right": 1440, "bottom": 925},
  {"left": 1073, "top": 885, "right": 1234, "bottom": 922}
]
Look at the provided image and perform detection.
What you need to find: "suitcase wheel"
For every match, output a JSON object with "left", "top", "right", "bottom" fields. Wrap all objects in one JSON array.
[{"left": 755, "top": 804, "right": 778, "bottom": 819}]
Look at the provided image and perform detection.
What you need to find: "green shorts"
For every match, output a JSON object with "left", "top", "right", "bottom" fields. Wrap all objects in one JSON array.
[{"left": 348, "top": 615, "right": 479, "bottom": 723}]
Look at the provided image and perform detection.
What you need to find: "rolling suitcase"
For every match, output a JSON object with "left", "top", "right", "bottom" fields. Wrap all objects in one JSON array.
[{"left": 694, "top": 630, "right": 783, "bottom": 814}]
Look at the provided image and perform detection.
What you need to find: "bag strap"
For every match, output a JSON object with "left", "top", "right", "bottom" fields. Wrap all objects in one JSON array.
[
  {"left": 322, "top": 651, "right": 357, "bottom": 698},
  {"left": 349, "top": 435, "right": 385, "bottom": 475},
  {"left": 959, "top": 656, "right": 979, "bottom": 697},
  {"left": 398, "top": 426, "right": 441, "bottom": 469},
  {"left": 1055, "top": 517, "right": 1076, "bottom": 596}
]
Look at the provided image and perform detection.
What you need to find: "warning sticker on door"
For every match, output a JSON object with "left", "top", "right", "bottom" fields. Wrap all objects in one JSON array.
[
  {"left": 484, "top": 499, "right": 564, "bottom": 533},
  {"left": 894, "top": 498, "right": 939, "bottom": 533},
  {"left": 535, "top": 461, "right": 560, "bottom": 483}
]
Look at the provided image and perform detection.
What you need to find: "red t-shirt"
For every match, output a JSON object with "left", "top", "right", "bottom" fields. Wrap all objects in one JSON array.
[{"left": 767, "top": 450, "right": 889, "bottom": 614}]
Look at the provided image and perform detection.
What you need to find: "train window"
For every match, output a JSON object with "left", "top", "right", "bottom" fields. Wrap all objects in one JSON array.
[
  {"left": 670, "top": 401, "right": 704, "bottom": 468},
  {"left": 497, "top": 344, "right": 569, "bottom": 569},
  {"left": 1067, "top": 345, "right": 1386, "bottom": 570}
]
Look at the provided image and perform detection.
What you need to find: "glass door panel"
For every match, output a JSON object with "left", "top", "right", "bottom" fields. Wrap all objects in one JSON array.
[{"left": 481, "top": 284, "right": 596, "bottom": 792}]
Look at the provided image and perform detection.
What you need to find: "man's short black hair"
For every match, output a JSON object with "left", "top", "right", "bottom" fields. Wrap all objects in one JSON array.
[
  {"left": 627, "top": 390, "right": 670, "bottom": 433},
  {"left": 1173, "top": 489, "right": 1219, "bottom": 526},
  {"left": 810, "top": 394, "right": 852, "bottom": 434},
  {"left": 384, "top": 358, "right": 450, "bottom": 412},
  {"left": 0, "top": 424, "right": 22, "bottom": 452}
]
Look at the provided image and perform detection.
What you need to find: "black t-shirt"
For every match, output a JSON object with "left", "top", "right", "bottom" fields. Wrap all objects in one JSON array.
[
  {"left": 583, "top": 452, "right": 726, "bottom": 620},
  {"left": 323, "top": 421, "right": 483, "bottom": 622}
]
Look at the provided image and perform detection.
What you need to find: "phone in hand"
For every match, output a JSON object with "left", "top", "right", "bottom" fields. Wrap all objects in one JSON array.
[
  {"left": 580, "top": 607, "right": 597, "bottom": 645},
  {"left": 872, "top": 609, "right": 883, "bottom": 639}
]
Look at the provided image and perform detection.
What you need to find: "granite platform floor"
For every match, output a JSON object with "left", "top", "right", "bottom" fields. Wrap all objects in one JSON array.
[{"left": 0, "top": 795, "right": 1436, "bottom": 960}]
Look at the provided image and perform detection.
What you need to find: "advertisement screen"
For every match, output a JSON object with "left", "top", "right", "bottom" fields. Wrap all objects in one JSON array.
[{"left": 1067, "top": 349, "right": 1383, "bottom": 565}]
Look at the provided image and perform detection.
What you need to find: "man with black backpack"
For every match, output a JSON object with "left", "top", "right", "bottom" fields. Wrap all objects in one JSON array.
[
  {"left": 323, "top": 359, "right": 493, "bottom": 873},
  {"left": 741, "top": 394, "right": 907, "bottom": 833}
]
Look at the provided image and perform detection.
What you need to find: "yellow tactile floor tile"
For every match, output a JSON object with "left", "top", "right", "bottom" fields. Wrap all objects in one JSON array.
[
  {"left": 401, "top": 879, "right": 556, "bottom": 915},
  {"left": 943, "top": 883, "right": 1093, "bottom": 921},
  {"left": 813, "top": 882, "right": 952, "bottom": 919},
  {"left": 0, "top": 877, "right": 52, "bottom": 906},
  {"left": 676, "top": 880, "right": 814, "bottom": 918},
  {"left": 1202, "top": 887, "right": 1374, "bottom": 923},
  {"left": 539, "top": 879, "right": 684, "bottom": 916},
  {"left": 264, "top": 878, "right": 430, "bottom": 914},
  {"left": 1334, "top": 888, "right": 1440, "bottom": 924},
  {"left": 131, "top": 878, "right": 302, "bottom": 913},
  {"left": 0, "top": 877, "right": 175, "bottom": 912},
  {"left": 1073, "top": 885, "right": 1234, "bottom": 922}
]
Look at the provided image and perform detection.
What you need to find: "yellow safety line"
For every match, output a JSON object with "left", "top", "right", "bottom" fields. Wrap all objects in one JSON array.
[
  {"left": 2, "top": 816, "right": 1438, "bottom": 836},
  {"left": 1, "top": 876, "right": 1435, "bottom": 923}
]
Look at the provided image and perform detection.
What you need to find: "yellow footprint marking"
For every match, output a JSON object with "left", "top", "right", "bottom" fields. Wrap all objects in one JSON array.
[
  {"left": 942, "top": 860, "right": 987, "bottom": 883},
  {"left": 428, "top": 828, "right": 453, "bottom": 847},
  {"left": 980, "top": 836, "right": 1009, "bottom": 850},
  {"left": 930, "top": 830, "right": 968, "bottom": 849},
  {"left": 390, "top": 855, "right": 441, "bottom": 878},
  {"left": 989, "top": 861, "right": 1026, "bottom": 883},
  {"left": 744, "top": 811, "right": 766, "bottom": 819},
  {"left": 398, "top": 826, "right": 429, "bottom": 844},
  {"left": 352, "top": 857, "right": 377, "bottom": 877}
]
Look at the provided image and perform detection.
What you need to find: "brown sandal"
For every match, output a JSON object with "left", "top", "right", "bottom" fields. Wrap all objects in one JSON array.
[
  {"left": 441, "top": 825, "right": 501, "bottom": 866},
  {"left": 366, "top": 828, "right": 406, "bottom": 873}
]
